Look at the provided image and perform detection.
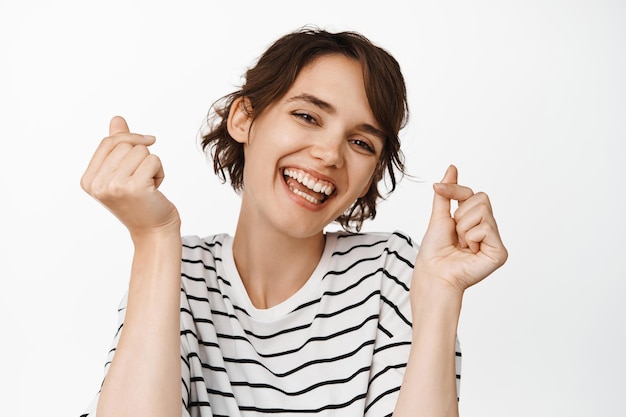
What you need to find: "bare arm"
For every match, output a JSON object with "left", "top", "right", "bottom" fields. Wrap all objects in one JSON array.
[
  {"left": 394, "top": 165, "right": 508, "bottom": 416},
  {"left": 393, "top": 278, "right": 463, "bottom": 416},
  {"left": 81, "top": 116, "right": 183, "bottom": 417}
]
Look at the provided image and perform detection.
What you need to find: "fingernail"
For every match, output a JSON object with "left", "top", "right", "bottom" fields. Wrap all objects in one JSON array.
[{"left": 143, "top": 135, "right": 156, "bottom": 141}]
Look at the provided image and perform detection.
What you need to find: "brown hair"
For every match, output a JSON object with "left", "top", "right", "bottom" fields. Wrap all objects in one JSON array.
[{"left": 201, "top": 27, "right": 409, "bottom": 231}]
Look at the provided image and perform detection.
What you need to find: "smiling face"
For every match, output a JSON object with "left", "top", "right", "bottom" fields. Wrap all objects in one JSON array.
[{"left": 228, "top": 54, "right": 383, "bottom": 239}]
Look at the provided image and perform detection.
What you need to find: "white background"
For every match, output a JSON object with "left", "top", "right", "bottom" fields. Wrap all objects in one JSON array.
[{"left": 1, "top": 1, "right": 624, "bottom": 416}]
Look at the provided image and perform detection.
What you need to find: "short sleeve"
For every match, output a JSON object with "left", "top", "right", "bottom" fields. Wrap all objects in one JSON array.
[
  {"left": 79, "top": 293, "right": 129, "bottom": 416},
  {"left": 364, "top": 231, "right": 462, "bottom": 416},
  {"left": 81, "top": 291, "right": 193, "bottom": 417}
]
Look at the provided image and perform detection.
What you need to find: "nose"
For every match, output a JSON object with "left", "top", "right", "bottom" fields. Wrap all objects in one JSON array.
[{"left": 309, "top": 132, "right": 344, "bottom": 168}]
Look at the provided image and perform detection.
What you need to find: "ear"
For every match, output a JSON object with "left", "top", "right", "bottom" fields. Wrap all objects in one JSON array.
[{"left": 227, "top": 97, "right": 253, "bottom": 144}]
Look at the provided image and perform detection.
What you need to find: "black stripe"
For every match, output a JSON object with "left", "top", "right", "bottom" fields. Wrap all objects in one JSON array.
[
  {"left": 323, "top": 268, "right": 383, "bottom": 296},
  {"left": 187, "top": 354, "right": 227, "bottom": 374},
  {"left": 181, "top": 272, "right": 213, "bottom": 283},
  {"left": 392, "top": 230, "right": 413, "bottom": 246},
  {"left": 384, "top": 247, "right": 414, "bottom": 269},
  {"left": 223, "top": 339, "right": 375, "bottom": 378},
  {"left": 222, "top": 314, "right": 379, "bottom": 358},
  {"left": 230, "top": 365, "right": 370, "bottom": 396},
  {"left": 324, "top": 253, "right": 385, "bottom": 278},
  {"left": 180, "top": 354, "right": 190, "bottom": 368},
  {"left": 368, "top": 363, "right": 407, "bottom": 387},
  {"left": 335, "top": 232, "right": 362, "bottom": 239},
  {"left": 373, "top": 340, "right": 412, "bottom": 355},
  {"left": 181, "top": 257, "right": 219, "bottom": 271},
  {"left": 293, "top": 267, "right": 408, "bottom": 313},
  {"left": 314, "top": 290, "right": 380, "bottom": 319},
  {"left": 238, "top": 392, "right": 366, "bottom": 414},
  {"left": 181, "top": 377, "right": 190, "bottom": 405},
  {"left": 207, "top": 290, "right": 380, "bottom": 340},
  {"left": 331, "top": 238, "right": 387, "bottom": 256},
  {"left": 188, "top": 400, "right": 211, "bottom": 407},
  {"left": 364, "top": 385, "right": 401, "bottom": 414},
  {"left": 182, "top": 239, "right": 222, "bottom": 251},
  {"left": 324, "top": 247, "right": 414, "bottom": 278},
  {"left": 380, "top": 295, "right": 412, "bottom": 327},
  {"left": 291, "top": 267, "right": 385, "bottom": 313},
  {"left": 381, "top": 268, "right": 410, "bottom": 292},
  {"left": 113, "top": 322, "right": 123, "bottom": 338},
  {"left": 378, "top": 323, "right": 393, "bottom": 338},
  {"left": 204, "top": 387, "right": 235, "bottom": 398},
  {"left": 181, "top": 330, "right": 223, "bottom": 353}
]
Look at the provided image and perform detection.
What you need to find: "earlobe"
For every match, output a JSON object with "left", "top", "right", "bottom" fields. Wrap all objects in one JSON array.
[{"left": 227, "top": 97, "right": 253, "bottom": 144}]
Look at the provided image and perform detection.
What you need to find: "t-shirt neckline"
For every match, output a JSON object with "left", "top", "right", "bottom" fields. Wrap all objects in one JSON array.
[{"left": 221, "top": 233, "right": 338, "bottom": 322}]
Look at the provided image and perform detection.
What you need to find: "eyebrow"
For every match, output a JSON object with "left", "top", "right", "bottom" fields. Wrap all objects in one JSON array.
[
  {"left": 286, "top": 93, "right": 385, "bottom": 142},
  {"left": 287, "top": 93, "right": 336, "bottom": 114}
]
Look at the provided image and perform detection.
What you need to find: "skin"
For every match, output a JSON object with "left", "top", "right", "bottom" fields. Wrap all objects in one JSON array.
[
  {"left": 227, "top": 56, "right": 384, "bottom": 308},
  {"left": 81, "top": 54, "right": 507, "bottom": 417}
]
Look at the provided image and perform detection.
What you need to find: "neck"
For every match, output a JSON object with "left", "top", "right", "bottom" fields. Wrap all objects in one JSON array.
[{"left": 232, "top": 215, "right": 326, "bottom": 310}]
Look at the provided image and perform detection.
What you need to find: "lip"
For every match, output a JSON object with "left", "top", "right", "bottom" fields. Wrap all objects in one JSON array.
[
  {"left": 283, "top": 165, "right": 337, "bottom": 187},
  {"left": 279, "top": 165, "right": 337, "bottom": 210}
]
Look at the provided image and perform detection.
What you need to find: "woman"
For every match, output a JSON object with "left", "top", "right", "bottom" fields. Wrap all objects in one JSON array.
[{"left": 81, "top": 28, "right": 507, "bottom": 417}]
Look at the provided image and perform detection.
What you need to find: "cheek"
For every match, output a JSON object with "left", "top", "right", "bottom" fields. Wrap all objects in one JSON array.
[{"left": 354, "top": 163, "right": 379, "bottom": 198}]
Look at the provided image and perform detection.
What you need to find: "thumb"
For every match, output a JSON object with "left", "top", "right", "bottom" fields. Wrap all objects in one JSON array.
[
  {"left": 429, "top": 164, "right": 458, "bottom": 222},
  {"left": 109, "top": 115, "right": 130, "bottom": 136}
]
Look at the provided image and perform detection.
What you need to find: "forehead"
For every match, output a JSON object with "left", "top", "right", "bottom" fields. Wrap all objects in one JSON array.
[
  {"left": 284, "top": 55, "right": 379, "bottom": 124},
  {"left": 291, "top": 54, "right": 364, "bottom": 93}
]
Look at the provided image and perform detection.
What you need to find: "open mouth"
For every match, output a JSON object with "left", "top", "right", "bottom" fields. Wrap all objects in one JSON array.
[{"left": 283, "top": 168, "right": 335, "bottom": 205}]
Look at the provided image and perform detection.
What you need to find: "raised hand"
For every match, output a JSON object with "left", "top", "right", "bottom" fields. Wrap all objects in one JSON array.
[
  {"left": 414, "top": 165, "right": 508, "bottom": 293},
  {"left": 80, "top": 116, "right": 180, "bottom": 239}
]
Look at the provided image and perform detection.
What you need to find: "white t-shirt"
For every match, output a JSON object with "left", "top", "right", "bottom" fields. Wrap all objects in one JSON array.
[{"left": 82, "top": 231, "right": 461, "bottom": 417}]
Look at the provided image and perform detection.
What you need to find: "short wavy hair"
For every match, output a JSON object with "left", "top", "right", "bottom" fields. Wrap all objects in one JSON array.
[{"left": 201, "top": 27, "right": 409, "bottom": 232}]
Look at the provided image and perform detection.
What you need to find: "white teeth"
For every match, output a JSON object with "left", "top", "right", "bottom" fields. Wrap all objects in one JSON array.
[
  {"left": 283, "top": 168, "right": 335, "bottom": 196},
  {"left": 290, "top": 187, "right": 321, "bottom": 204}
]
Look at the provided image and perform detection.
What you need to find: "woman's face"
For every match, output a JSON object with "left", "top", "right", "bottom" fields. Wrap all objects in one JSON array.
[{"left": 233, "top": 54, "right": 383, "bottom": 239}]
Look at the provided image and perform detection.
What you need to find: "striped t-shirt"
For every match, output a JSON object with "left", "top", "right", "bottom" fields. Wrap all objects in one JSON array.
[{"left": 83, "top": 231, "right": 461, "bottom": 417}]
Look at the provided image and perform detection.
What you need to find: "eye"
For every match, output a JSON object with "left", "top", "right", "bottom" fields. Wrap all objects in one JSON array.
[
  {"left": 292, "top": 112, "right": 319, "bottom": 125},
  {"left": 350, "top": 138, "right": 375, "bottom": 154}
]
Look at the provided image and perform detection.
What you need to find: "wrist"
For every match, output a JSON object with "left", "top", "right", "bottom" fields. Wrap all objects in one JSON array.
[
  {"left": 129, "top": 220, "right": 182, "bottom": 246},
  {"left": 410, "top": 266, "right": 465, "bottom": 325},
  {"left": 412, "top": 257, "right": 467, "bottom": 297}
]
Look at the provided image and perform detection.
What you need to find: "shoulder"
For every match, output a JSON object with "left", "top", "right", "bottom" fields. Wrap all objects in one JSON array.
[
  {"left": 181, "top": 233, "right": 230, "bottom": 257},
  {"left": 328, "top": 230, "right": 418, "bottom": 257},
  {"left": 324, "top": 230, "right": 418, "bottom": 284}
]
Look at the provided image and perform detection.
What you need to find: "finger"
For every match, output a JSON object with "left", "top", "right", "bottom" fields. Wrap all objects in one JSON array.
[
  {"left": 82, "top": 118, "right": 156, "bottom": 191},
  {"left": 92, "top": 142, "right": 135, "bottom": 181},
  {"left": 429, "top": 165, "right": 458, "bottom": 222},
  {"left": 108, "top": 116, "right": 155, "bottom": 145},
  {"left": 133, "top": 153, "right": 165, "bottom": 189},
  {"left": 83, "top": 142, "right": 147, "bottom": 194},
  {"left": 82, "top": 142, "right": 130, "bottom": 192},
  {"left": 463, "top": 222, "right": 488, "bottom": 254},
  {"left": 433, "top": 183, "right": 475, "bottom": 203},
  {"left": 464, "top": 221, "right": 506, "bottom": 261},
  {"left": 454, "top": 191, "right": 492, "bottom": 216},
  {"left": 110, "top": 144, "right": 151, "bottom": 180},
  {"left": 453, "top": 201, "right": 489, "bottom": 250},
  {"left": 109, "top": 115, "right": 130, "bottom": 136}
]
